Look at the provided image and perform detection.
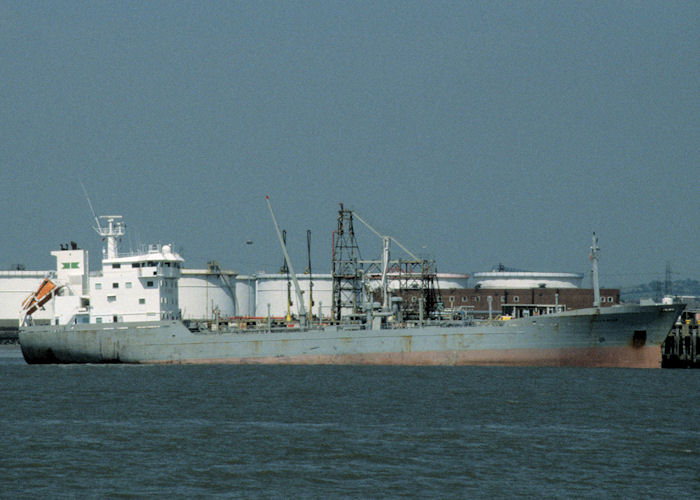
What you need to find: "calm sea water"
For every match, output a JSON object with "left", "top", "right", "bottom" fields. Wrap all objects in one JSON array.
[{"left": 1, "top": 345, "right": 698, "bottom": 498}]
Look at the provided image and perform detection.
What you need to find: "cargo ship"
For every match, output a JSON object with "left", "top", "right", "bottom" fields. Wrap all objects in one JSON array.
[{"left": 19, "top": 200, "right": 683, "bottom": 367}]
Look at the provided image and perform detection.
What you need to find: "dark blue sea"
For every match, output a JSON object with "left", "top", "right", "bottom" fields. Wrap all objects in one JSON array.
[{"left": 1, "top": 345, "right": 698, "bottom": 498}]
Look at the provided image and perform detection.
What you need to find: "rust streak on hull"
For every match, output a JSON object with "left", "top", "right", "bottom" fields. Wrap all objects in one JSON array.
[{"left": 147, "top": 345, "right": 662, "bottom": 368}]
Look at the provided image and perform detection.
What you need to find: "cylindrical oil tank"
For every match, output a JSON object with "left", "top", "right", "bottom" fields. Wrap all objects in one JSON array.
[
  {"left": 178, "top": 269, "right": 237, "bottom": 320},
  {"left": 434, "top": 273, "right": 470, "bottom": 289},
  {"left": 234, "top": 275, "right": 256, "bottom": 318},
  {"left": 254, "top": 273, "right": 333, "bottom": 319},
  {"left": 472, "top": 271, "right": 583, "bottom": 289}
]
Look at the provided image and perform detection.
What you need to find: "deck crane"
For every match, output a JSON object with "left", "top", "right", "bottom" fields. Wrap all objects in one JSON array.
[
  {"left": 266, "top": 196, "right": 307, "bottom": 325},
  {"left": 350, "top": 211, "right": 421, "bottom": 312}
]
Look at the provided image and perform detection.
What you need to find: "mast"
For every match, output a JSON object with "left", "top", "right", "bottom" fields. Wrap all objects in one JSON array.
[
  {"left": 98, "top": 216, "right": 125, "bottom": 260},
  {"left": 590, "top": 232, "right": 600, "bottom": 308},
  {"left": 331, "top": 205, "right": 363, "bottom": 321},
  {"left": 381, "top": 236, "right": 390, "bottom": 311},
  {"left": 281, "top": 229, "right": 292, "bottom": 322},
  {"left": 80, "top": 181, "right": 125, "bottom": 260},
  {"left": 307, "top": 229, "right": 313, "bottom": 319}
]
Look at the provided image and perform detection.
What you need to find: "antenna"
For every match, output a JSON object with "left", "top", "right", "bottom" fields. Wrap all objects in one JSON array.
[{"left": 79, "top": 180, "right": 102, "bottom": 232}]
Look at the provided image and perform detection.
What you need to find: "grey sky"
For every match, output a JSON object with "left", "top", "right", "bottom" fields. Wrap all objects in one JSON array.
[{"left": 1, "top": 1, "right": 698, "bottom": 287}]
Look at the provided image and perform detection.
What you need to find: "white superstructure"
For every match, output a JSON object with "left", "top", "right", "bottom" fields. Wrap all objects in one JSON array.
[
  {"left": 50, "top": 243, "right": 90, "bottom": 324},
  {"left": 44, "top": 216, "right": 185, "bottom": 325},
  {"left": 88, "top": 242, "right": 183, "bottom": 323}
]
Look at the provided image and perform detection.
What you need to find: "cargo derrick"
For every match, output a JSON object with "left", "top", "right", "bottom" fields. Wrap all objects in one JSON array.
[
  {"left": 331, "top": 204, "right": 441, "bottom": 323},
  {"left": 388, "top": 259, "right": 441, "bottom": 320}
]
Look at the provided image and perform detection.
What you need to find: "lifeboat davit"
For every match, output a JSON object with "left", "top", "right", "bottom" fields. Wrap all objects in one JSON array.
[{"left": 21, "top": 276, "right": 61, "bottom": 317}]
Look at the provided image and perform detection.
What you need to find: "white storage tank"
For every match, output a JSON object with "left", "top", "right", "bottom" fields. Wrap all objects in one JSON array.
[
  {"left": 234, "top": 275, "right": 256, "bottom": 318},
  {"left": 254, "top": 273, "right": 333, "bottom": 319},
  {"left": 434, "top": 273, "right": 470, "bottom": 289},
  {"left": 252, "top": 272, "right": 468, "bottom": 319},
  {"left": 178, "top": 264, "right": 237, "bottom": 320},
  {"left": 472, "top": 271, "right": 583, "bottom": 289}
]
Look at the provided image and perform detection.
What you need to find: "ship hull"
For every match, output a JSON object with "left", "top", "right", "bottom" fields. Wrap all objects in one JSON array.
[{"left": 19, "top": 304, "right": 683, "bottom": 368}]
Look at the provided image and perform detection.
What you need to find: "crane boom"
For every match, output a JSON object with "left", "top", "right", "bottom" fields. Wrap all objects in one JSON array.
[
  {"left": 351, "top": 211, "right": 420, "bottom": 260},
  {"left": 266, "top": 196, "right": 307, "bottom": 322}
]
